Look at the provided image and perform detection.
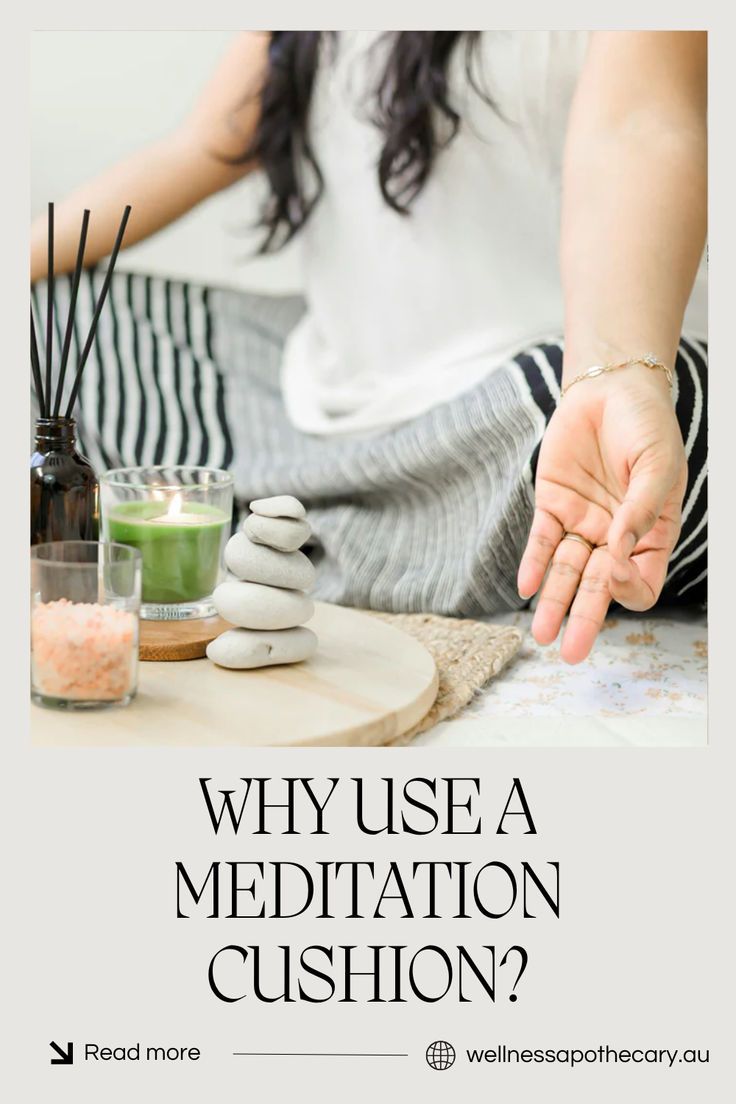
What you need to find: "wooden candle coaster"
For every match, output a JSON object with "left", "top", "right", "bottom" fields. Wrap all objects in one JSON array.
[{"left": 139, "top": 615, "right": 234, "bottom": 662}]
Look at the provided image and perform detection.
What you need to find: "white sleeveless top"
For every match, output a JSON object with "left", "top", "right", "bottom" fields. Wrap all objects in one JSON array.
[{"left": 280, "top": 31, "right": 707, "bottom": 435}]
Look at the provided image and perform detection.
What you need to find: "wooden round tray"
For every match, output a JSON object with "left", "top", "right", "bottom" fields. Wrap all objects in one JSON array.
[{"left": 31, "top": 602, "right": 439, "bottom": 748}]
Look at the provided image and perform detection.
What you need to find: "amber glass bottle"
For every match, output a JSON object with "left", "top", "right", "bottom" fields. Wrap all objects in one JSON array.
[{"left": 30, "top": 417, "right": 98, "bottom": 545}]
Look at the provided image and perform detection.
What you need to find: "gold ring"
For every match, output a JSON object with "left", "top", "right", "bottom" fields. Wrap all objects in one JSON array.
[{"left": 562, "top": 532, "right": 595, "bottom": 553}]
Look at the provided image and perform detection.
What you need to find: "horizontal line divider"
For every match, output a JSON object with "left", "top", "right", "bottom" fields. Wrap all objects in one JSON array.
[{"left": 233, "top": 1052, "right": 408, "bottom": 1058}]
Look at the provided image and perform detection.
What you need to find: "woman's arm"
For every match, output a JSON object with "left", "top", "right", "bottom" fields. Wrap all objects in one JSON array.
[
  {"left": 518, "top": 31, "right": 707, "bottom": 662},
  {"left": 31, "top": 32, "right": 270, "bottom": 281},
  {"left": 561, "top": 30, "right": 707, "bottom": 374}
]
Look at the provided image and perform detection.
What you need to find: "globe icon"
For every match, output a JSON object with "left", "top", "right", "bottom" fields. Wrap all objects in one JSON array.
[{"left": 425, "top": 1040, "right": 456, "bottom": 1070}]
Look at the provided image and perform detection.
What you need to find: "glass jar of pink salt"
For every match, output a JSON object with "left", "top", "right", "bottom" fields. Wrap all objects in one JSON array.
[{"left": 31, "top": 542, "right": 141, "bottom": 709}]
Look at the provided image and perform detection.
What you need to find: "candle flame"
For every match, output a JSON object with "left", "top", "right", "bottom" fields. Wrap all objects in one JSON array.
[{"left": 148, "top": 489, "right": 201, "bottom": 526}]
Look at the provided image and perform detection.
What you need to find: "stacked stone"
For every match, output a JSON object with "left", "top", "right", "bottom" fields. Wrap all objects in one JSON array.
[{"left": 206, "top": 495, "right": 317, "bottom": 669}]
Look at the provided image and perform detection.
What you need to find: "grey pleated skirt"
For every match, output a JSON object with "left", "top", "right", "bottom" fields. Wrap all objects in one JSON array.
[{"left": 32, "top": 271, "right": 708, "bottom": 614}]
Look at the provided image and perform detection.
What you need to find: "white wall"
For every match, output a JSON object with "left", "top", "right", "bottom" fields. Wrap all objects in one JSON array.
[{"left": 30, "top": 31, "right": 303, "bottom": 294}]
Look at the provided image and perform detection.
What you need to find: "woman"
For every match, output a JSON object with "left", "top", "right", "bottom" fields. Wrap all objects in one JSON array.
[{"left": 31, "top": 31, "right": 707, "bottom": 663}]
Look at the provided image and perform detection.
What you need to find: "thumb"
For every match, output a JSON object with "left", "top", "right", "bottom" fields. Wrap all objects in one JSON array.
[{"left": 607, "top": 465, "right": 670, "bottom": 578}]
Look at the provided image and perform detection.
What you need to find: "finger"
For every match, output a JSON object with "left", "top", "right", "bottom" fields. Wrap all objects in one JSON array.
[
  {"left": 532, "top": 536, "right": 591, "bottom": 646},
  {"left": 517, "top": 509, "right": 564, "bottom": 599},
  {"left": 560, "top": 548, "right": 612, "bottom": 664},
  {"left": 609, "top": 550, "right": 665, "bottom": 611},
  {"left": 607, "top": 467, "right": 672, "bottom": 568}
]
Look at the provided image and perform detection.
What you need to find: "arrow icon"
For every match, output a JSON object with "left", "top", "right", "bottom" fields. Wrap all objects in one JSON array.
[{"left": 50, "top": 1040, "right": 74, "bottom": 1065}]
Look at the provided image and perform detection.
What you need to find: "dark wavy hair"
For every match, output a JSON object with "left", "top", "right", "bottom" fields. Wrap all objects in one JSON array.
[{"left": 235, "top": 31, "right": 487, "bottom": 252}]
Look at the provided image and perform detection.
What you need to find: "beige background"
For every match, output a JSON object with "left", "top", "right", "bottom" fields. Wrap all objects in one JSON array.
[{"left": 16, "top": 753, "right": 728, "bottom": 1102}]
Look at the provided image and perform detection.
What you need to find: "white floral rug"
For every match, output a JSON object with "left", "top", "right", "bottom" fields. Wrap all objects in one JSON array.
[{"left": 416, "top": 607, "right": 707, "bottom": 747}]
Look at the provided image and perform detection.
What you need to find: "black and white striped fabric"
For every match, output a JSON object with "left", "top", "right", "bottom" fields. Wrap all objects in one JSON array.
[
  {"left": 32, "top": 270, "right": 234, "bottom": 472},
  {"left": 32, "top": 271, "right": 707, "bottom": 614}
]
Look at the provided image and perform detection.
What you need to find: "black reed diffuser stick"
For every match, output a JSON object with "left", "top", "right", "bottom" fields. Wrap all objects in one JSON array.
[
  {"left": 44, "top": 202, "right": 54, "bottom": 413},
  {"left": 64, "top": 204, "right": 131, "bottom": 418},
  {"left": 53, "top": 208, "right": 90, "bottom": 416},
  {"left": 30, "top": 309, "right": 45, "bottom": 417}
]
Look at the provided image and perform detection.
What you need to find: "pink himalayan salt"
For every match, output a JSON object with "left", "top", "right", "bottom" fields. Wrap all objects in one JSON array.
[{"left": 32, "top": 599, "right": 137, "bottom": 701}]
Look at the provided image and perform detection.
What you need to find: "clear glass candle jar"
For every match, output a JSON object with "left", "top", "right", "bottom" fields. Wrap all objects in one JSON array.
[
  {"left": 100, "top": 466, "right": 234, "bottom": 620},
  {"left": 31, "top": 541, "right": 141, "bottom": 710}
]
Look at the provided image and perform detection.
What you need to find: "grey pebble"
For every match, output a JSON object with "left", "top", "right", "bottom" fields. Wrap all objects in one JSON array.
[
  {"left": 207, "top": 626, "right": 318, "bottom": 669},
  {"left": 224, "top": 532, "right": 315, "bottom": 591},
  {"left": 245, "top": 513, "right": 311, "bottom": 553},
  {"left": 213, "top": 580, "right": 314, "bottom": 630},
  {"left": 250, "top": 494, "right": 307, "bottom": 520}
]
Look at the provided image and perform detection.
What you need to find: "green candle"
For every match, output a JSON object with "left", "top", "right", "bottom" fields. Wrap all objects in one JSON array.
[{"left": 105, "top": 499, "right": 228, "bottom": 604}]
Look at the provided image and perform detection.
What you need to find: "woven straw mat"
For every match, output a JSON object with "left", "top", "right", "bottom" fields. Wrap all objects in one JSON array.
[{"left": 367, "top": 611, "right": 522, "bottom": 744}]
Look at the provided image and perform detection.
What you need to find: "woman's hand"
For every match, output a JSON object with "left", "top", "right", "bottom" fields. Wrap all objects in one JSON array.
[{"left": 517, "top": 366, "right": 687, "bottom": 664}]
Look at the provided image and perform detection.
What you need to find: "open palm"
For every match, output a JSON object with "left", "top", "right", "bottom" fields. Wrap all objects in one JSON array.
[{"left": 517, "top": 371, "right": 687, "bottom": 663}]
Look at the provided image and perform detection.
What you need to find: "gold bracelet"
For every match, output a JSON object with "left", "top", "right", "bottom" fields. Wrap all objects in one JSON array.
[{"left": 560, "top": 353, "right": 673, "bottom": 399}]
